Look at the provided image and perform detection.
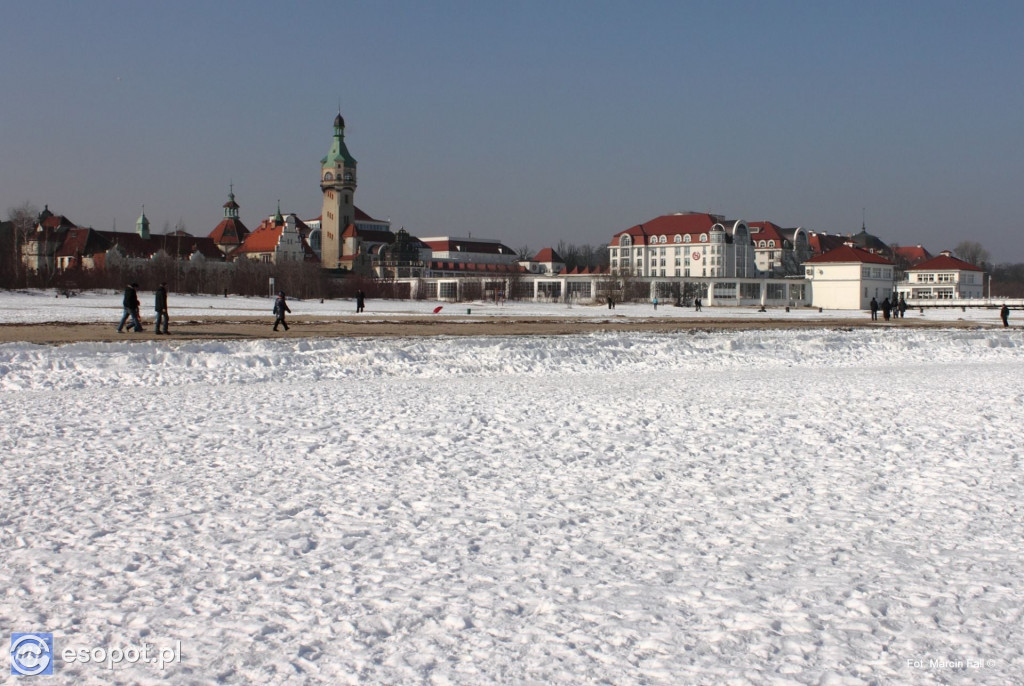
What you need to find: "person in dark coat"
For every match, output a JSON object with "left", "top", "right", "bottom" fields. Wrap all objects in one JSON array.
[
  {"left": 881, "top": 297, "right": 892, "bottom": 321},
  {"left": 154, "top": 283, "right": 169, "bottom": 335},
  {"left": 1001, "top": 304, "right": 1010, "bottom": 327},
  {"left": 273, "top": 291, "right": 291, "bottom": 331},
  {"left": 898, "top": 294, "right": 908, "bottom": 319},
  {"left": 870, "top": 297, "right": 879, "bottom": 321},
  {"left": 356, "top": 289, "right": 365, "bottom": 313},
  {"left": 117, "top": 282, "right": 143, "bottom": 333}
]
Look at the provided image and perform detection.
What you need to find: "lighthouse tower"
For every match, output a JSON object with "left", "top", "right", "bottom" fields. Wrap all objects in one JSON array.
[{"left": 319, "top": 113, "right": 357, "bottom": 270}]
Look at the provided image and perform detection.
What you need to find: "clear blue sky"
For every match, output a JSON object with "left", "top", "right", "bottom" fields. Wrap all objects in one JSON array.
[{"left": 3, "top": 1, "right": 1023, "bottom": 260}]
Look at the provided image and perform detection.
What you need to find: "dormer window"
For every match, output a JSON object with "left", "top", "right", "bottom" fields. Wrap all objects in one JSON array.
[
  {"left": 683, "top": 235, "right": 691, "bottom": 243},
  {"left": 700, "top": 234, "right": 708, "bottom": 243},
  {"left": 768, "top": 240, "right": 775, "bottom": 248},
  {"left": 659, "top": 235, "right": 667, "bottom": 244},
  {"left": 759, "top": 240, "right": 766, "bottom": 248},
  {"left": 324, "top": 172, "right": 334, "bottom": 181},
  {"left": 619, "top": 235, "right": 632, "bottom": 248},
  {"left": 674, "top": 234, "right": 681, "bottom": 243}
]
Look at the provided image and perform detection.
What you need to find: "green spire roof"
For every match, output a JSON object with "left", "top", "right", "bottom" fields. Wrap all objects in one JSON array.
[{"left": 321, "top": 113, "right": 357, "bottom": 168}]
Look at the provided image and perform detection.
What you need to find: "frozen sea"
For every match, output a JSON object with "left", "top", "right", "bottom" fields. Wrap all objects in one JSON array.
[{"left": 1, "top": 291, "right": 1022, "bottom": 684}]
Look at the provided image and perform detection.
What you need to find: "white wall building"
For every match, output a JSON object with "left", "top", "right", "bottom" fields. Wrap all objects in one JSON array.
[
  {"left": 897, "top": 251, "right": 985, "bottom": 300},
  {"left": 804, "top": 245, "right": 895, "bottom": 309},
  {"left": 608, "top": 212, "right": 756, "bottom": 279}
]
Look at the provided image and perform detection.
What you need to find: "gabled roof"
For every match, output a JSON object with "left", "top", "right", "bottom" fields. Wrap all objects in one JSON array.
[
  {"left": 39, "top": 214, "right": 77, "bottom": 231},
  {"left": 805, "top": 245, "right": 893, "bottom": 265},
  {"left": 908, "top": 253, "right": 983, "bottom": 272},
  {"left": 55, "top": 228, "right": 112, "bottom": 258},
  {"left": 532, "top": 247, "right": 563, "bottom": 263},
  {"left": 231, "top": 223, "right": 317, "bottom": 261}
]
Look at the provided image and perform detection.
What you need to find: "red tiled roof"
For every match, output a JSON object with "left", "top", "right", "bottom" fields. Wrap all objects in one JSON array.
[
  {"left": 342, "top": 225, "right": 394, "bottom": 243},
  {"left": 892, "top": 245, "right": 932, "bottom": 265},
  {"left": 208, "top": 217, "right": 250, "bottom": 246},
  {"left": 747, "top": 221, "right": 789, "bottom": 247},
  {"left": 232, "top": 224, "right": 317, "bottom": 261},
  {"left": 533, "top": 247, "right": 563, "bottom": 263},
  {"left": 102, "top": 231, "right": 225, "bottom": 260},
  {"left": 424, "top": 239, "right": 517, "bottom": 256},
  {"left": 428, "top": 261, "right": 526, "bottom": 273},
  {"left": 40, "top": 214, "right": 77, "bottom": 231},
  {"left": 55, "top": 228, "right": 112, "bottom": 258},
  {"left": 354, "top": 206, "right": 385, "bottom": 223},
  {"left": 804, "top": 245, "right": 893, "bottom": 265},
  {"left": 807, "top": 232, "right": 848, "bottom": 255},
  {"left": 908, "top": 254, "right": 983, "bottom": 272},
  {"left": 609, "top": 213, "right": 727, "bottom": 247},
  {"left": 560, "top": 265, "right": 610, "bottom": 275}
]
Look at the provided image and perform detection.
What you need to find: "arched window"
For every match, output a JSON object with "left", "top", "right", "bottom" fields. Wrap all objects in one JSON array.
[
  {"left": 700, "top": 233, "right": 708, "bottom": 243},
  {"left": 768, "top": 240, "right": 776, "bottom": 248},
  {"left": 619, "top": 234, "right": 632, "bottom": 247},
  {"left": 683, "top": 235, "right": 691, "bottom": 243},
  {"left": 674, "top": 234, "right": 682, "bottom": 243},
  {"left": 324, "top": 172, "right": 334, "bottom": 181},
  {"left": 659, "top": 235, "right": 667, "bottom": 244},
  {"left": 759, "top": 240, "right": 766, "bottom": 248}
]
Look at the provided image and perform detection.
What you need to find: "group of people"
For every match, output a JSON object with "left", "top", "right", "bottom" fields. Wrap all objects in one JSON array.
[
  {"left": 117, "top": 282, "right": 169, "bottom": 334},
  {"left": 869, "top": 295, "right": 908, "bottom": 321}
]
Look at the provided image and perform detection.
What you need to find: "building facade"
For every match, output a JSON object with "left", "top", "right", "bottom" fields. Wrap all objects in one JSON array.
[
  {"left": 804, "top": 245, "right": 895, "bottom": 309},
  {"left": 897, "top": 251, "right": 985, "bottom": 299}
]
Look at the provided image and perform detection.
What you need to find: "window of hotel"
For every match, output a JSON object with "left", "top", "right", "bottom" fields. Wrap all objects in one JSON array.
[
  {"left": 619, "top": 235, "right": 632, "bottom": 247},
  {"left": 700, "top": 234, "right": 708, "bottom": 242},
  {"left": 937, "top": 273, "right": 954, "bottom": 283},
  {"left": 674, "top": 234, "right": 682, "bottom": 243},
  {"left": 768, "top": 240, "right": 775, "bottom": 248},
  {"left": 659, "top": 235, "right": 667, "bottom": 244},
  {"left": 684, "top": 235, "right": 691, "bottom": 243},
  {"left": 759, "top": 240, "right": 766, "bottom": 248}
]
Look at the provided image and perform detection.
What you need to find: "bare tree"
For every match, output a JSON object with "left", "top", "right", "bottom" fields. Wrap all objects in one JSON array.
[
  {"left": 6, "top": 202, "right": 39, "bottom": 287},
  {"left": 516, "top": 245, "right": 532, "bottom": 261},
  {"left": 954, "top": 241, "right": 990, "bottom": 267}
]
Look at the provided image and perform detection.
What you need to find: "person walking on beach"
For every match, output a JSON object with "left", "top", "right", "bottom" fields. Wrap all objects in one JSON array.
[
  {"left": 1001, "top": 304, "right": 1010, "bottom": 327},
  {"left": 694, "top": 297, "right": 702, "bottom": 312},
  {"left": 273, "top": 291, "right": 291, "bottom": 331},
  {"left": 870, "top": 297, "right": 879, "bottom": 321},
  {"left": 356, "top": 289, "right": 365, "bottom": 313},
  {"left": 898, "top": 294, "right": 907, "bottom": 319},
  {"left": 117, "top": 282, "right": 143, "bottom": 333},
  {"left": 653, "top": 296, "right": 659, "bottom": 311},
  {"left": 154, "top": 282, "right": 169, "bottom": 334},
  {"left": 606, "top": 295, "right": 614, "bottom": 310},
  {"left": 881, "top": 297, "right": 892, "bottom": 321}
]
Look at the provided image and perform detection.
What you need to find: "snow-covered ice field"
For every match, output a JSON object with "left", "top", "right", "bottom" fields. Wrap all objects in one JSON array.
[
  {"left": 2, "top": 298, "right": 1023, "bottom": 683},
  {"left": 0, "top": 288, "right": 1014, "bottom": 326}
]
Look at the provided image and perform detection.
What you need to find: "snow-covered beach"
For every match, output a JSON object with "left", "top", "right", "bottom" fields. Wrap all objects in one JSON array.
[{"left": 1, "top": 294, "right": 1022, "bottom": 684}]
